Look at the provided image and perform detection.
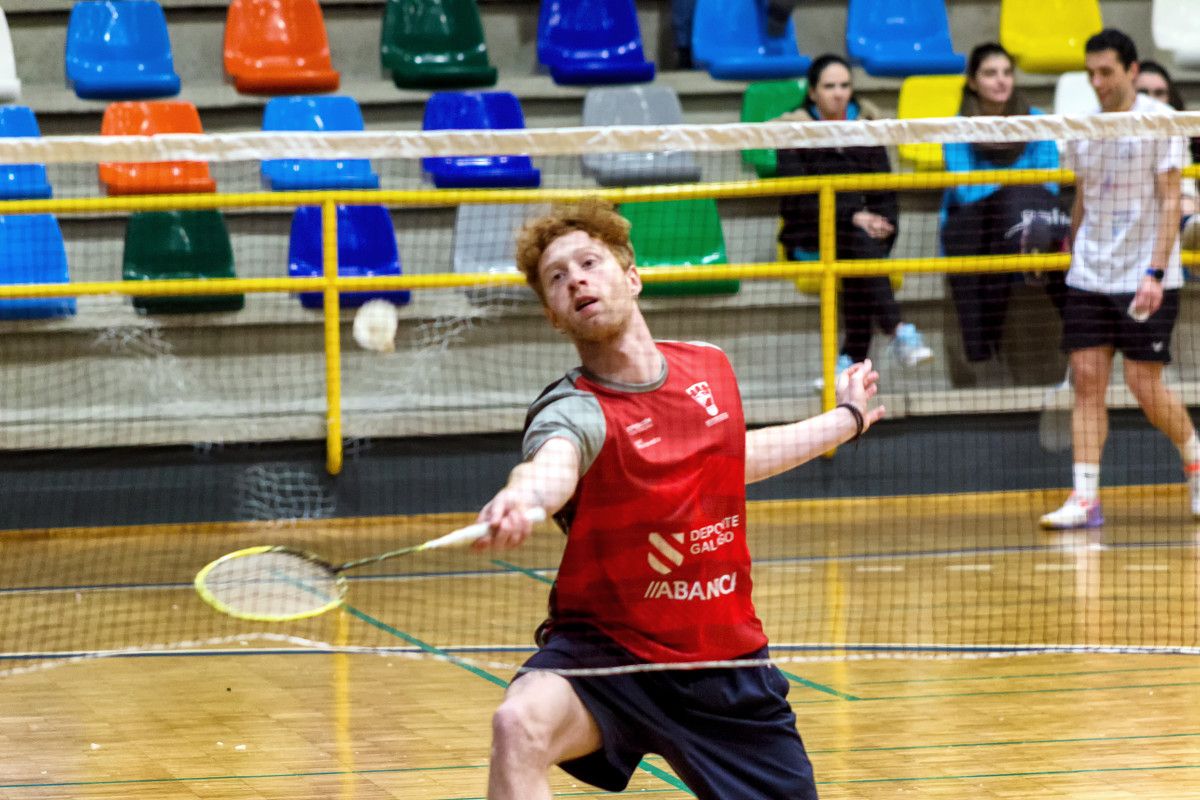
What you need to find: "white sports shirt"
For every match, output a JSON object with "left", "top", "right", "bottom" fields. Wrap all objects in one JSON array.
[{"left": 1064, "top": 93, "right": 1186, "bottom": 293}]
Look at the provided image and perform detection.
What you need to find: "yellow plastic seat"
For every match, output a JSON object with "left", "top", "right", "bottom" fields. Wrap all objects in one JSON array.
[
  {"left": 896, "top": 74, "right": 964, "bottom": 171},
  {"left": 1000, "top": 0, "right": 1102, "bottom": 74}
]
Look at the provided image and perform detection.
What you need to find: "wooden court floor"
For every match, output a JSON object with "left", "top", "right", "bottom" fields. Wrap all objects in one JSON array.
[{"left": 2, "top": 486, "right": 1199, "bottom": 799}]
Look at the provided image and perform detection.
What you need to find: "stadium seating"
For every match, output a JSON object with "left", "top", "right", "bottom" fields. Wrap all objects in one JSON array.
[
  {"left": 123, "top": 211, "right": 244, "bottom": 314},
  {"left": 1000, "top": 0, "right": 1102, "bottom": 74},
  {"left": 261, "top": 96, "right": 380, "bottom": 191},
  {"left": 621, "top": 199, "right": 739, "bottom": 297},
  {"left": 452, "top": 203, "right": 542, "bottom": 304},
  {"left": 896, "top": 74, "right": 965, "bottom": 171},
  {"left": 380, "top": 0, "right": 498, "bottom": 90},
  {"left": 1053, "top": 71, "right": 1098, "bottom": 116},
  {"left": 65, "top": 1, "right": 181, "bottom": 100},
  {"left": 288, "top": 205, "right": 412, "bottom": 310},
  {"left": 224, "top": 0, "right": 340, "bottom": 95},
  {"left": 692, "top": 0, "right": 809, "bottom": 81},
  {"left": 98, "top": 101, "right": 216, "bottom": 195},
  {"left": 1152, "top": 0, "right": 1200, "bottom": 70},
  {"left": 846, "top": 0, "right": 964, "bottom": 77},
  {"left": 0, "top": 10, "right": 21, "bottom": 101},
  {"left": 421, "top": 92, "right": 540, "bottom": 189},
  {"left": 740, "top": 79, "right": 807, "bottom": 178},
  {"left": 536, "top": 0, "right": 655, "bottom": 86},
  {"left": 581, "top": 86, "right": 701, "bottom": 186},
  {"left": 0, "top": 214, "right": 75, "bottom": 320},
  {"left": 0, "top": 106, "right": 51, "bottom": 200}
]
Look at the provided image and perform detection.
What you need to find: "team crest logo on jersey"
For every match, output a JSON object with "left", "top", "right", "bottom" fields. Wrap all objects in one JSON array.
[
  {"left": 686, "top": 381, "right": 729, "bottom": 426},
  {"left": 647, "top": 531, "right": 685, "bottom": 575}
]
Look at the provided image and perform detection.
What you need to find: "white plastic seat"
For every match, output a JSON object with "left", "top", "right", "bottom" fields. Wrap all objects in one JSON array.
[
  {"left": 452, "top": 204, "right": 546, "bottom": 304},
  {"left": 1054, "top": 72, "right": 1097, "bottom": 117},
  {"left": 0, "top": 10, "right": 22, "bottom": 101},
  {"left": 1152, "top": 0, "right": 1200, "bottom": 70},
  {"left": 581, "top": 86, "right": 702, "bottom": 186}
]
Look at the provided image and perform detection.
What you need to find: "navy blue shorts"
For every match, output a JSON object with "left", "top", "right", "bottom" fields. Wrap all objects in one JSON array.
[
  {"left": 519, "top": 630, "right": 818, "bottom": 799},
  {"left": 1061, "top": 287, "right": 1180, "bottom": 363}
]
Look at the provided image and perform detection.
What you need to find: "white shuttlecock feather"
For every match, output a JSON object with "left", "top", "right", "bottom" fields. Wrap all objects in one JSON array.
[{"left": 352, "top": 299, "right": 398, "bottom": 352}]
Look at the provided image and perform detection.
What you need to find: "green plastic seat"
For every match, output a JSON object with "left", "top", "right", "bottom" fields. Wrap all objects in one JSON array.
[
  {"left": 381, "top": 0, "right": 498, "bottom": 89},
  {"left": 622, "top": 200, "right": 739, "bottom": 297},
  {"left": 123, "top": 210, "right": 244, "bottom": 314},
  {"left": 740, "top": 79, "right": 806, "bottom": 177}
]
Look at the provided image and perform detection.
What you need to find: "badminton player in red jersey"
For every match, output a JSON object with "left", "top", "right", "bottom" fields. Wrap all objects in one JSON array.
[{"left": 474, "top": 199, "right": 884, "bottom": 800}]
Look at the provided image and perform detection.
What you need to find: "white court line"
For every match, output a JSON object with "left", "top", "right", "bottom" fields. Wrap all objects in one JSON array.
[
  {"left": 855, "top": 565, "right": 904, "bottom": 573},
  {"left": 764, "top": 564, "right": 813, "bottom": 573},
  {"left": 1035, "top": 563, "right": 1077, "bottom": 571},
  {"left": 946, "top": 564, "right": 992, "bottom": 572}
]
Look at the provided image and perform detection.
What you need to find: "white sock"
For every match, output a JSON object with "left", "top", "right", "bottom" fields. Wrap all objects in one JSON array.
[
  {"left": 1178, "top": 432, "right": 1200, "bottom": 467},
  {"left": 1073, "top": 463, "right": 1100, "bottom": 502}
]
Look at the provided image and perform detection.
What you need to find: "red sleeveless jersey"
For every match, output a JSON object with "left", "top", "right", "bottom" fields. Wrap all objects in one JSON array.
[{"left": 552, "top": 341, "right": 767, "bottom": 663}]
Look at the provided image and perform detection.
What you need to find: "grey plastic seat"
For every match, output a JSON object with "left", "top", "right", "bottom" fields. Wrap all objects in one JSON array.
[
  {"left": 452, "top": 203, "right": 545, "bottom": 304},
  {"left": 581, "top": 86, "right": 702, "bottom": 186}
]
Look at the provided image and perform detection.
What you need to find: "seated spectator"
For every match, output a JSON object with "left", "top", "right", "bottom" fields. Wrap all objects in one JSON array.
[
  {"left": 940, "top": 43, "right": 1068, "bottom": 373},
  {"left": 1135, "top": 60, "right": 1200, "bottom": 251},
  {"left": 776, "top": 53, "right": 932, "bottom": 389}
]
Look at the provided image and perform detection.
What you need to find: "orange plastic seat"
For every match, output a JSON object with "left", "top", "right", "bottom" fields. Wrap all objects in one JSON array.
[
  {"left": 99, "top": 101, "right": 216, "bottom": 196},
  {"left": 224, "top": 0, "right": 340, "bottom": 95}
]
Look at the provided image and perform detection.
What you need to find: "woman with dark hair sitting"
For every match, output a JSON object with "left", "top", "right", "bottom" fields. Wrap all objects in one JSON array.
[
  {"left": 776, "top": 53, "right": 932, "bottom": 390},
  {"left": 940, "top": 43, "right": 1067, "bottom": 380}
]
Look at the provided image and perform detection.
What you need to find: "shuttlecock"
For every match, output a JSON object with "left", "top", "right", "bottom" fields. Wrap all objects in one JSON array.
[{"left": 352, "top": 299, "right": 398, "bottom": 352}]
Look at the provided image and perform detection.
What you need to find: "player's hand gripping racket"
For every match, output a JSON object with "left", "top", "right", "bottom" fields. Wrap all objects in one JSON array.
[{"left": 194, "top": 507, "right": 546, "bottom": 622}]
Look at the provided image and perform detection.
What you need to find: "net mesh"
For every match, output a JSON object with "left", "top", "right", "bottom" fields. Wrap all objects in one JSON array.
[{"left": 2, "top": 111, "right": 1200, "bottom": 680}]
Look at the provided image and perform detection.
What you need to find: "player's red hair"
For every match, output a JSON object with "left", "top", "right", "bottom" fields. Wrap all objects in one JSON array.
[{"left": 515, "top": 198, "right": 635, "bottom": 300}]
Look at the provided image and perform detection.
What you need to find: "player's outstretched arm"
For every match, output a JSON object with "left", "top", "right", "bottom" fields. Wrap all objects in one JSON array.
[
  {"left": 475, "top": 437, "right": 581, "bottom": 549},
  {"left": 744, "top": 359, "right": 885, "bottom": 484}
]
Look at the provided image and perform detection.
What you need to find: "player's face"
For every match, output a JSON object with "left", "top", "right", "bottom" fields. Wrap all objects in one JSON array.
[
  {"left": 969, "top": 54, "right": 1014, "bottom": 108},
  {"left": 810, "top": 63, "right": 852, "bottom": 121},
  {"left": 538, "top": 230, "right": 642, "bottom": 342},
  {"left": 1086, "top": 49, "right": 1138, "bottom": 113}
]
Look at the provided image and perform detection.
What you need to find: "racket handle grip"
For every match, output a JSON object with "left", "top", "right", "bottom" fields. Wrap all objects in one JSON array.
[{"left": 426, "top": 506, "right": 548, "bottom": 550}]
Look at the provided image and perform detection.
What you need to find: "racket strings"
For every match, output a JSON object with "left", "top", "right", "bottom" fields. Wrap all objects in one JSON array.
[{"left": 198, "top": 550, "right": 344, "bottom": 620}]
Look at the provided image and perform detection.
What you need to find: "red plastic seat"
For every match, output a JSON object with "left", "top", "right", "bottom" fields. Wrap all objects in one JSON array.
[
  {"left": 224, "top": 0, "right": 340, "bottom": 95},
  {"left": 99, "top": 101, "right": 216, "bottom": 195}
]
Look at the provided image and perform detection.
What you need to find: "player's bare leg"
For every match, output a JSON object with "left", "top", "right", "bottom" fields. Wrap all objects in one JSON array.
[
  {"left": 488, "top": 670, "right": 603, "bottom": 800},
  {"left": 1071, "top": 346, "right": 1114, "bottom": 465},
  {"left": 1125, "top": 359, "right": 1200, "bottom": 516}
]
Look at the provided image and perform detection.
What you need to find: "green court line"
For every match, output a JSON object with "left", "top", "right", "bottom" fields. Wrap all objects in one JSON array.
[
  {"left": 0, "top": 765, "right": 485, "bottom": 790},
  {"left": 804, "top": 731, "right": 1200, "bottom": 755},
  {"left": 779, "top": 669, "right": 860, "bottom": 701},
  {"left": 792, "top": 679, "right": 1200, "bottom": 704},
  {"left": 343, "top": 604, "right": 696, "bottom": 797},
  {"left": 820, "top": 762, "right": 1200, "bottom": 785},
  {"left": 492, "top": 559, "right": 555, "bottom": 585},
  {"left": 857, "top": 663, "right": 1200, "bottom": 686}
]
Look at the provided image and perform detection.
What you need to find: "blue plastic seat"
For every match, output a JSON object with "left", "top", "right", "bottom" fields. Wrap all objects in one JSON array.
[
  {"left": 0, "top": 215, "right": 75, "bottom": 320},
  {"left": 537, "top": 0, "right": 655, "bottom": 86},
  {"left": 846, "top": 0, "right": 965, "bottom": 77},
  {"left": 65, "top": 1, "right": 181, "bottom": 100},
  {"left": 0, "top": 106, "right": 51, "bottom": 200},
  {"left": 421, "top": 92, "right": 541, "bottom": 189},
  {"left": 692, "top": 0, "right": 809, "bottom": 80},
  {"left": 261, "top": 96, "right": 380, "bottom": 191},
  {"left": 288, "top": 205, "right": 411, "bottom": 310}
]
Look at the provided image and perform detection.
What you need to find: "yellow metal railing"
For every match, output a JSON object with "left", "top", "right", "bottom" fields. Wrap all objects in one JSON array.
[{"left": 0, "top": 165, "right": 1196, "bottom": 472}]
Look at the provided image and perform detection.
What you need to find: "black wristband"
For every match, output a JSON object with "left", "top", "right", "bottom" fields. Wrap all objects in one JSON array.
[{"left": 837, "top": 402, "right": 865, "bottom": 442}]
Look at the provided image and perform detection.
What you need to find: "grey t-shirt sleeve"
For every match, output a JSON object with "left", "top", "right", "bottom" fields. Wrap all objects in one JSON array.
[{"left": 522, "top": 381, "right": 606, "bottom": 477}]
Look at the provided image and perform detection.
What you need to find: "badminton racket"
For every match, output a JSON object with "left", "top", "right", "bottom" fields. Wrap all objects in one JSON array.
[{"left": 195, "top": 507, "right": 546, "bottom": 622}]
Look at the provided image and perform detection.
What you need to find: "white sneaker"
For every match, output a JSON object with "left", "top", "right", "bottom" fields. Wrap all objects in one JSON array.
[
  {"left": 1040, "top": 493, "right": 1104, "bottom": 530},
  {"left": 1187, "top": 462, "right": 1200, "bottom": 518},
  {"left": 812, "top": 354, "right": 854, "bottom": 393},
  {"left": 889, "top": 323, "right": 933, "bottom": 368}
]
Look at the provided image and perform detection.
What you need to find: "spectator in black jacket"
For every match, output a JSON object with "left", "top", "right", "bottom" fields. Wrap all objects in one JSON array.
[{"left": 777, "top": 54, "right": 932, "bottom": 389}]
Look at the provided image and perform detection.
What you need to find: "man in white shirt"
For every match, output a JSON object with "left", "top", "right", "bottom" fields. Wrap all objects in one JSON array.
[{"left": 1042, "top": 28, "right": 1200, "bottom": 529}]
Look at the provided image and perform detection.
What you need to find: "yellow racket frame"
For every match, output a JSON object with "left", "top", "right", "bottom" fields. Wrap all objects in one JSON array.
[{"left": 194, "top": 545, "right": 348, "bottom": 622}]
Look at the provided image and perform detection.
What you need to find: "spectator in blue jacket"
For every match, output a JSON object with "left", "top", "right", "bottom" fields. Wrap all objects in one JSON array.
[{"left": 941, "top": 43, "right": 1066, "bottom": 372}]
